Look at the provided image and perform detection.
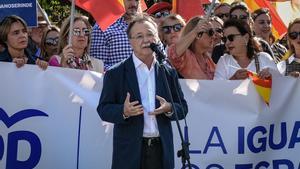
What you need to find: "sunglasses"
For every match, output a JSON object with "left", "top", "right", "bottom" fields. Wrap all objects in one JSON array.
[
  {"left": 214, "top": 28, "right": 223, "bottom": 34},
  {"left": 162, "top": 23, "right": 183, "bottom": 34},
  {"left": 153, "top": 11, "right": 170, "bottom": 18},
  {"left": 221, "top": 34, "right": 241, "bottom": 43},
  {"left": 198, "top": 29, "right": 214, "bottom": 38},
  {"left": 216, "top": 13, "right": 229, "bottom": 19},
  {"left": 73, "top": 28, "right": 90, "bottom": 37},
  {"left": 45, "top": 37, "right": 59, "bottom": 46},
  {"left": 289, "top": 32, "right": 300, "bottom": 40},
  {"left": 230, "top": 15, "right": 248, "bottom": 20}
]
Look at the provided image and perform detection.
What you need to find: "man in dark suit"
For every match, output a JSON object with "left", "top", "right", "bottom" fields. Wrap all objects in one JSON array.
[{"left": 97, "top": 15, "right": 188, "bottom": 169}]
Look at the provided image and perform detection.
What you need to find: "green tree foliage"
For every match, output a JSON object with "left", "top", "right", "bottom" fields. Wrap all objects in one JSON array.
[{"left": 38, "top": 0, "right": 71, "bottom": 25}]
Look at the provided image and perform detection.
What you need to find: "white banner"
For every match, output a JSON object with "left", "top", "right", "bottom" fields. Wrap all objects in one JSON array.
[{"left": 0, "top": 62, "right": 299, "bottom": 169}]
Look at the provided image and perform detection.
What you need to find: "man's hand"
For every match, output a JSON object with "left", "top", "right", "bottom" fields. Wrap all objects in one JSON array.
[
  {"left": 149, "top": 95, "right": 172, "bottom": 115},
  {"left": 123, "top": 92, "right": 144, "bottom": 117}
]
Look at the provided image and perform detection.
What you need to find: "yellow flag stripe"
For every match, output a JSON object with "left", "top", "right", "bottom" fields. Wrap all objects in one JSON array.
[{"left": 254, "top": 84, "right": 271, "bottom": 104}]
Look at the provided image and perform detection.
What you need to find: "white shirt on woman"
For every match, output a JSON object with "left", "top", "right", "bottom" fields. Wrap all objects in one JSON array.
[{"left": 214, "top": 52, "right": 278, "bottom": 80}]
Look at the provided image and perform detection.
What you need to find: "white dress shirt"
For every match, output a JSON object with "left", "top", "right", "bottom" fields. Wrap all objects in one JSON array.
[
  {"left": 214, "top": 52, "right": 278, "bottom": 80},
  {"left": 132, "top": 54, "right": 159, "bottom": 137}
]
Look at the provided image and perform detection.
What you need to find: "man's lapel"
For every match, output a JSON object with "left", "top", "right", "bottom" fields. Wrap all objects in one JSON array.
[{"left": 125, "top": 56, "right": 141, "bottom": 102}]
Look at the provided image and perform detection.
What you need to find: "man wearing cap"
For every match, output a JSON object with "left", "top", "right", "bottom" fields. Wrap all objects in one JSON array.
[
  {"left": 90, "top": 0, "right": 143, "bottom": 71},
  {"left": 146, "top": 2, "right": 172, "bottom": 25}
]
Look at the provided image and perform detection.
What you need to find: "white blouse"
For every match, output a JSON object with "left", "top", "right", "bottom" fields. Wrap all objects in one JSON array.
[{"left": 214, "top": 52, "right": 278, "bottom": 80}]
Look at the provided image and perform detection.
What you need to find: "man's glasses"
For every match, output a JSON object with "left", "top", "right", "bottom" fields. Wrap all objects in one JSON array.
[
  {"left": 216, "top": 13, "right": 229, "bottom": 19},
  {"left": 45, "top": 37, "right": 59, "bottom": 46},
  {"left": 153, "top": 11, "right": 170, "bottom": 18},
  {"left": 221, "top": 34, "right": 241, "bottom": 43},
  {"left": 288, "top": 32, "right": 300, "bottom": 40},
  {"left": 230, "top": 14, "right": 248, "bottom": 20},
  {"left": 198, "top": 29, "right": 215, "bottom": 38},
  {"left": 73, "top": 28, "right": 90, "bottom": 37},
  {"left": 162, "top": 23, "right": 183, "bottom": 34}
]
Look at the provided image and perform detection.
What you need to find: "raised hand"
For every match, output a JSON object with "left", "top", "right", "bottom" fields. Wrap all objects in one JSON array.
[{"left": 149, "top": 95, "right": 172, "bottom": 115}]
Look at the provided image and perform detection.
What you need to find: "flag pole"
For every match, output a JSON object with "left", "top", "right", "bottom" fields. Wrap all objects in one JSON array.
[
  {"left": 68, "top": 0, "right": 76, "bottom": 45},
  {"left": 206, "top": 0, "right": 217, "bottom": 17},
  {"left": 36, "top": 1, "right": 51, "bottom": 26}
]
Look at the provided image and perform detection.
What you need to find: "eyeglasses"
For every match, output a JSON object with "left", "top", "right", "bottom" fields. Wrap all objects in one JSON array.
[
  {"left": 216, "top": 13, "right": 229, "bottom": 19},
  {"left": 230, "top": 14, "right": 248, "bottom": 20},
  {"left": 198, "top": 29, "right": 214, "bottom": 38},
  {"left": 214, "top": 28, "right": 223, "bottom": 34},
  {"left": 73, "top": 28, "right": 90, "bottom": 36},
  {"left": 162, "top": 23, "right": 183, "bottom": 34},
  {"left": 130, "top": 33, "right": 156, "bottom": 41},
  {"left": 45, "top": 37, "right": 59, "bottom": 46},
  {"left": 221, "top": 34, "right": 241, "bottom": 43},
  {"left": 288, "top": 32, "right": 300, "bottom": 40},
  {"left": 153, "top": 11, "right": 170, "bottom": 18}
]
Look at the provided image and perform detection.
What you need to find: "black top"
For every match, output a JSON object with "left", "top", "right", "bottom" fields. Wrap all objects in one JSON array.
[{"left": 0, "top": 48, "right": 35, "bottom": 64}]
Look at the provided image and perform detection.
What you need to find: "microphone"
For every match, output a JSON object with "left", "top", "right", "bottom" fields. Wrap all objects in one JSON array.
[{"left": 150, "top": 43, "right": 166, "bottom": 64}]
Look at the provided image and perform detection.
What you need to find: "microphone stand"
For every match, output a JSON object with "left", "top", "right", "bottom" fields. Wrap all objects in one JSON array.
[{"left": 156, "top": 57, "right": 192, "bottom": 169}]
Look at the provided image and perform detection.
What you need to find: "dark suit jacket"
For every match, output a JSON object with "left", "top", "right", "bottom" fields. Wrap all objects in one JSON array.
[{"left": 97, "top": 56, "right": 188, "bottom": 169}]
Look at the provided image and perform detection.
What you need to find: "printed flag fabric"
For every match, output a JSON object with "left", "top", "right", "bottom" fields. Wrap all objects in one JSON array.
[
  {"left": 248, "top": 71, "right": 272, "bottom": 106},
  {"left": 75, "top": 0, "right": 147, "bottom": 30},
  {"left": 172, "top": 0, "right": 205, "bottom": 21}
]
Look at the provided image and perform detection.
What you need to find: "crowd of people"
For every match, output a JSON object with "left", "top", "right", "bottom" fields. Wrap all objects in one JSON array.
[
  {"left": 0, "top": 1, "right": 299, "bottom": 78},
  {"left": 1, "top": 1, "right": 300, "bottom": 169}
]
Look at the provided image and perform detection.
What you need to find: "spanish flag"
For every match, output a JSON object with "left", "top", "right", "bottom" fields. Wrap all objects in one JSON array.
[
  {"left": 248, "top": 71, "right": 272, "bottom": 106},
  {"left": 75, "top": 0, "right": 147, "bottom": 30},
  {"left": 244, "top": 0, "right": 287, "bottom": 40},
  {"left": 172, "top": 0, "right": 205, "bottom": 21}
]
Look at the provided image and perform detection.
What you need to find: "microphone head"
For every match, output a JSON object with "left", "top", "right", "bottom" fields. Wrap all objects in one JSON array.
[{"left": 150, "top": 43, "right": 158, "bottom": 51}]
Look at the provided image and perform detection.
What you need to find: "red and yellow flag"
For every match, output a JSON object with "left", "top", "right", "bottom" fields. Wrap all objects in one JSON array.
[
  {"left": 172, "top": 0, "right": 205, "bottom": 21},
  {"left": 75, "top": 0, "right": 147, "bottom": 30},
  {"left": 248, "top": 71, "right": 272, "bottom": 106},
  {"left": 244, "top": 0, "right": 287, "bottom": 40}
]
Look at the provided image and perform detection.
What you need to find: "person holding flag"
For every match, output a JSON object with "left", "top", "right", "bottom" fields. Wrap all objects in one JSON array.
[{"left": 214, "top": 19, "right": 278, "bottom": 80}]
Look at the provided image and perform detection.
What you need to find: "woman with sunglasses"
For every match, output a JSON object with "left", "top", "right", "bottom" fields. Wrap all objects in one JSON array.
[
  {"left": 214, "top": 19, "right": 278, "bottom": 80},
  {"left": 39, "top": 25, "right": 60, "bottom": 62},
  {"left": 159, "top": 14, "right": 185, "bottom": 48},
  {"left": 252, "top": 8, "right": 288, "bottom": 63},
  {"left": 49, "top": 15, "right": 102, "bottom": 72},
  {"left": 0, "top": 15, "right": 48, "bottom": 70},
  {"left": 277, "top": 18, "right": 300, "bottom": 77},
  {"left": 168, "top": 16, "right": 216, "bottom": 79}
]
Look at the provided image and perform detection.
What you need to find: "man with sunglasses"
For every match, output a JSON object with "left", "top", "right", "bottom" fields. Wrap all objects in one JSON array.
[
  {"left": 90, "top": 0, "right": 143, "bottom": 71},
  {"left": 146, "top": 2, "right": 172, "bottom": 25}
]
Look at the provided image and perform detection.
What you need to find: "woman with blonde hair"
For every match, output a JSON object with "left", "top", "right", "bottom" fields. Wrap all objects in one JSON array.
[
  {"left": 39, "top": 25, "right": 60, "bottom": 62},
  {"left": 168, "top": 16, "right": 216, "bottom": 79},
  {"left": 159, "top": 14, "right": 185, "bottom": 47},
  {"left": 49, "top": 15, "right": 102, "bottom": 72}
]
